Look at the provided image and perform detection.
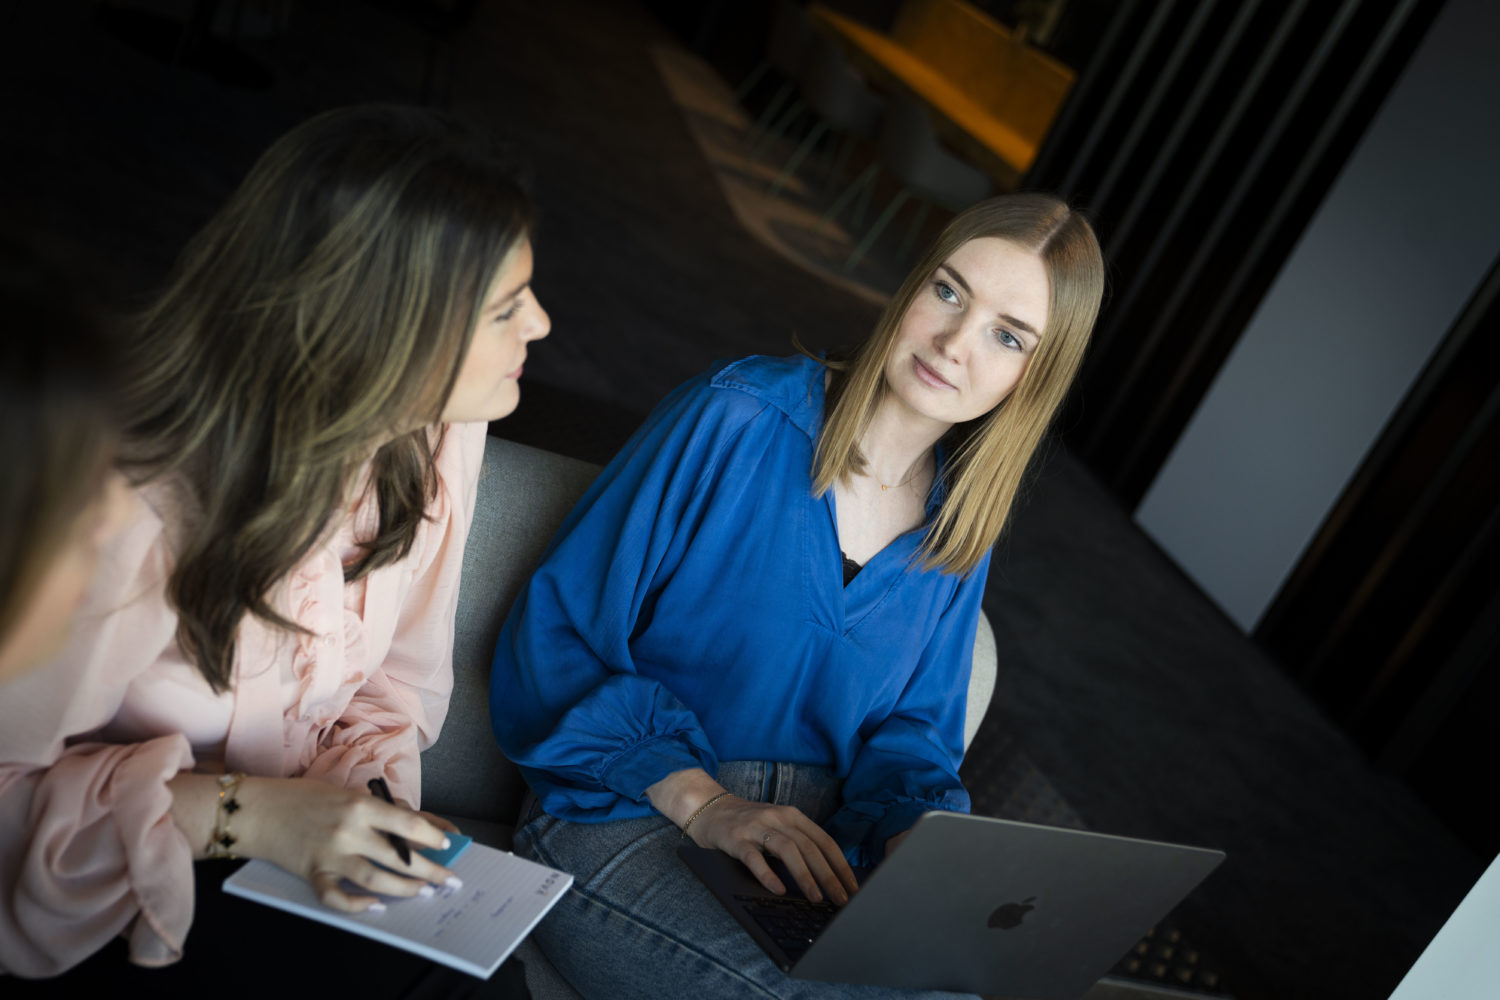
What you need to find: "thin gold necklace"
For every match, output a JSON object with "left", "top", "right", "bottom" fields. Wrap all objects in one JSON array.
[{"left": 876, "top": 456, "right": 930, "bottom": 493}]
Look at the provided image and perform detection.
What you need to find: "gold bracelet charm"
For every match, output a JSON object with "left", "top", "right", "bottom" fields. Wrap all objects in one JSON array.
[{"left": 205, "top": 771, "right": 247, "bottom": 859}]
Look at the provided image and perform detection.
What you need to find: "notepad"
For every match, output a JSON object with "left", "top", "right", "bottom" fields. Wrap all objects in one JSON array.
[{"left": 223, "top": 842, "right": 572, "bottom": 979}]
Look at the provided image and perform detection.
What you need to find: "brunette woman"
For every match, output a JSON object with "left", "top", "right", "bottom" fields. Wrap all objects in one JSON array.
[{"left": 0, "top": 105, "right": 548, "bottom": 996}]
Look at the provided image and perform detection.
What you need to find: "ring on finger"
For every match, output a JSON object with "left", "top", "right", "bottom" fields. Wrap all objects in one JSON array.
[{"left": 763, "top": 831, "right": 774, "bottom": 846}]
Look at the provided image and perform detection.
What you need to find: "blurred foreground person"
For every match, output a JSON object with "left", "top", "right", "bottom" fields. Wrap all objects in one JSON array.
[{"left": 0, "top": 237, "right": 129, "bottom": 683}]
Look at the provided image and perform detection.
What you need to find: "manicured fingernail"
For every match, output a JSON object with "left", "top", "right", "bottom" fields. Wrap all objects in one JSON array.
[
  {"left": 419, "top": 884, "right": 435, "bottom": 898},
  {"left": 368, "top": 902, "right": 387, "bottom": 913},
  {"left": 445, "top": 875, "right": 463, "bottom": 889},
  {"left": 441, "top": 836, "right": 451, "bottom": 849}
]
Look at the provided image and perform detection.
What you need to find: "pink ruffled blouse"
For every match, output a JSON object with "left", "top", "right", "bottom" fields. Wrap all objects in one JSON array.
[{"left": 0, "top": 421, "right": 487, "bottom": 977}]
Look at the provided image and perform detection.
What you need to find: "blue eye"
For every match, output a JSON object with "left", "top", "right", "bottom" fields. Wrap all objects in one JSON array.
[
  {"left": 934, "top": 280, "right": 959, "bottom": 304},
  {"left": 996, "top": 329, "right": 1022, "bottom": 350}
]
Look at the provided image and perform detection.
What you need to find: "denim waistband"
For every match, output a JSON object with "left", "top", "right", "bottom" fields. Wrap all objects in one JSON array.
[
  {"left": 713, "top": 760, "right": 844, "bottom": 824},
  {"left": 518, "top": 760, "right": 847, "bottom": 830}
]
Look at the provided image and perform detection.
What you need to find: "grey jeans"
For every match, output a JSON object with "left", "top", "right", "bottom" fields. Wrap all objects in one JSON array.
[{"left": 513, "top": 760, "right": 978, "bottom": 1000}]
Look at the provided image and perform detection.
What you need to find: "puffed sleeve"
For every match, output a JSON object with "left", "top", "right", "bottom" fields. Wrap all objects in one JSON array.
[
  {"left": 299, "top": 421, "right": 487, "bottom": 807},
  {"left": 0, "top": 495, "right": 197, "bottom": 976},
  {"left": 824, "top": 553, "right": 989, "bottom": 867},
  {"left": 490, "top": 375, "right": 760, "bottom": 820}
]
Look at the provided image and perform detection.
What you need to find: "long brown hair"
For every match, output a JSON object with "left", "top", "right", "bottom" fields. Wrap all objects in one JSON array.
[
  {"left": 120, "top": 105, "right": 532, "bottom": 691},
  {"left": 813, "top": 193, "right": 1104, "bottom": 575}
]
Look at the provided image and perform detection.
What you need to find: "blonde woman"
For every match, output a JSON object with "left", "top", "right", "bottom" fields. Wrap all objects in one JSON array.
[
  {"left": 490, "top": 193, "right": 1104, "bottom": 999},
  {"left": 0, "top": 105, "right": 548, "bottom": 996}
]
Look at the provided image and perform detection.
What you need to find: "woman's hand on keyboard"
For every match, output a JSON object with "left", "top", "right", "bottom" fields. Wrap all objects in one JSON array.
[
  {"left": 647, "top": 768, "right": 859, "bottom": 906},
  {"left": 694, "top": 795, "right": 858, "bottom": 906}
]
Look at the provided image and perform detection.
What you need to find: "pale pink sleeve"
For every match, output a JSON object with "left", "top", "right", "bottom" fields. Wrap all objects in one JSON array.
[
  {"left": 0, "top": 496, "right": 197, "bottom": 976},
  {"left": 300, "top": 422, "right": 487, "bottom": 806}
]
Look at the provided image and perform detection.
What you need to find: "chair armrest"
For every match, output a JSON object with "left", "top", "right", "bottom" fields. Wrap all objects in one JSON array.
[{"left": 965, "top": 611, "right": 997, "bottom": 750}]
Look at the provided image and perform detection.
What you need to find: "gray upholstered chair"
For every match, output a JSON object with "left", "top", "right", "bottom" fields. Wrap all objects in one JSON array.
[{"left": 421, "top": 435, "right": 996, "bottom": 997}]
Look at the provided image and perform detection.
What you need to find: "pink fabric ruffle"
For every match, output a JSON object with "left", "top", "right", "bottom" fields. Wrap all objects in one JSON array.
[
  {"left": 2, "top": 735, "right": 194, "bottom": 976},
  {"left": 0, "top": 420, "right": 486, "bottom": 976}
]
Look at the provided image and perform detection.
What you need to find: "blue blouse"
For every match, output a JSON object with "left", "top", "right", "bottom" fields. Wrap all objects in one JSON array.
[{"left": 489, "top": 354, "right": 988, "bottom": 864}]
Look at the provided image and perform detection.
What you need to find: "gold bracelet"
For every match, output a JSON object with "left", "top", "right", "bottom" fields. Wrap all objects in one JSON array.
[
  {"left": 679, "top": 791, "right": 732, "bottom": 840},
  {"left": 205, "top": 772, "right": 247, "bottom": 859}
]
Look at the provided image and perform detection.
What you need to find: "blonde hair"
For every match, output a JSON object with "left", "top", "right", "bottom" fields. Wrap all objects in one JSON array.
[
  {"left": 120, "top": 105, "right": 532, "bottom": 690},
  {"left": 813, "top": 193, "right": 1104, "bottom": 575}
]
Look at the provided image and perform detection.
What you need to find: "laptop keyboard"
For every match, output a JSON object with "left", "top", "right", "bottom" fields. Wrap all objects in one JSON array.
[
  {"left": 733, "top": 893, "right": 839, "bottom": 962},
  {"left": 1107, "top": 920, "right": 1233, "bottom": 996}
]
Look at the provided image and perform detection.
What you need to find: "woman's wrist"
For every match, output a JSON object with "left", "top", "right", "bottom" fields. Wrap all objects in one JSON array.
[
  {"left": 644, "top": 767, "right": 729, "bottom": 829},
  {"left": 168, "top": 771, "right": 273, "bottom": 861},
  {"left": 679, "top": 791, "right": 733, "bottom": 840},
  {"left": 167, "top": 771, "right": 229, "bottom": 859}
]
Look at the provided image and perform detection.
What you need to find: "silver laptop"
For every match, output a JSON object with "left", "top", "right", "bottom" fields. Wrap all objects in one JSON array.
[{"left": 679, "top": 810, "right": 1224, "bottom": 998}]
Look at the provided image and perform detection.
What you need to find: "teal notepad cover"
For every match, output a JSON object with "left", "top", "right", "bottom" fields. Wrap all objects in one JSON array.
[{"left": 419, "top": 833, "right": 472, "bottom": 867}]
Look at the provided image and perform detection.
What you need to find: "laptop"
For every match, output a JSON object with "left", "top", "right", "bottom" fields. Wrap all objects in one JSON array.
[{"left": 679, "top": 811, "right": 1224, "bottom": 998}]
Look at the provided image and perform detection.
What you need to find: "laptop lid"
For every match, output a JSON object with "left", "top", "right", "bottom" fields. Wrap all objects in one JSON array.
[{"left": 684, "top": 810, "right": 1224, "bottom": 998}]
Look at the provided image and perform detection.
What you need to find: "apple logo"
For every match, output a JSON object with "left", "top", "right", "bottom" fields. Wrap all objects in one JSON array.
[{"left": 988, "top": 896, "right": 1037, "bottom": 930}]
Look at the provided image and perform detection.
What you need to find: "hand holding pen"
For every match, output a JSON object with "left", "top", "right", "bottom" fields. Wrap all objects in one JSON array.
[
  {"left": 368, "top": 777, "right": 414, "bottom": 865},
  {"left": 186, "top": 774, "right": 464, "bottom": 914}
]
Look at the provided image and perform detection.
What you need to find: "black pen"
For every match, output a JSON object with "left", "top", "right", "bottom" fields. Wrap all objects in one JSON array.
[{"left": 367, "top": 776, "right": 412, "bottom": 866}]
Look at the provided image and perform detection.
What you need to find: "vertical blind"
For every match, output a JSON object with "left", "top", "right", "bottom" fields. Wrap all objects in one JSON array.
[
  {"left": 1026, "top": 0, "right": 1443, "bottom": 507},
  {"left": 1025, "top": 0, "right": 1499, "bottom": 855}
]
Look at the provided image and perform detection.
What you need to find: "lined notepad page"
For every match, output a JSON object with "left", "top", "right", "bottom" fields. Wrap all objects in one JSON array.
[{"left": 223, "top": 844, "right": 572, "bottom": 978}]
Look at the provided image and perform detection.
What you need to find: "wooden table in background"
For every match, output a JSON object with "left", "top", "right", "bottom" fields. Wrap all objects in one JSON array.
[{"left": 809, "top": 3, "right": 1074, "bottom": 191}]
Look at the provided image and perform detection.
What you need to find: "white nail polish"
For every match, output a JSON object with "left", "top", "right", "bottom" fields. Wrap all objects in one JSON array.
[
  {"left": 441, "top": 837, "right": 451, "bottom": 849},
  {"left": 419, "top": 884, "right": 435, "bottom": 898},
  {"left": 368, "top": 902, "right": 387, "bottom": 913},
  {"left": 445, "top": 875, "right": 463, "bottom": 889}
]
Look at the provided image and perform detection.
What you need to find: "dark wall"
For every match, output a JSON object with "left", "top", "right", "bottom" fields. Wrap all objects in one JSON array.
[{"left": 1022, "top": 0, "right": 1495, "bottom": 858}]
